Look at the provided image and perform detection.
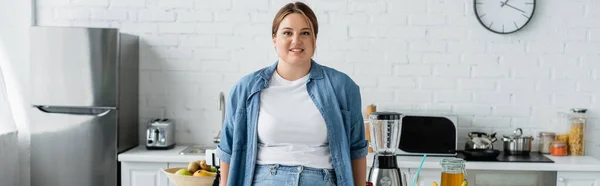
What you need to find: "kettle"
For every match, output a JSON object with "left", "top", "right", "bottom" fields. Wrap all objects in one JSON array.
[{"left": 465, "top": 132, "right": 497, "bottom": 150}]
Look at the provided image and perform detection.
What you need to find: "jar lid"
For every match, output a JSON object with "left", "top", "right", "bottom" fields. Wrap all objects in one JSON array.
[
  {"left": 539, "top": 132, "right": 556, "bottom": 137},
  {"left": 571, "top": 108, "right": 587, "bottom": 113},
  {"left": 440, "top": 158, "right": 465, "bottom": 167},
  {"left": 552, "top": 140, "right": 566, "bottom": 147}
]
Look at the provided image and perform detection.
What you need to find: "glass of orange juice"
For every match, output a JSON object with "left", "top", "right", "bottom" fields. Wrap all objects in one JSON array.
[{"left": 440, "top": 158, "right": 466, "bottom": 186}]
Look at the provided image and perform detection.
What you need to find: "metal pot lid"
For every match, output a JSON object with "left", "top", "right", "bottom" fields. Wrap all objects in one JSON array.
[
  {"left": 502, "top": 128, "right": 533, "bottom": 140},
  {"left": 539, "top": 132, "right": 556, "bottom": 137},
  {"left": 571, "top": 108, "right": 587, "bottom": 113}
]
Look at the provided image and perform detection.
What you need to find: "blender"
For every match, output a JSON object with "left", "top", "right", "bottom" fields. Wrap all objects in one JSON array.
[{"left": 368, "top": 112, "right": 406, "bottom": 186}]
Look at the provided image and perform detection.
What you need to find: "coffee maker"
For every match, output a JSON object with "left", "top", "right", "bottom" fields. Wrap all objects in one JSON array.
[{"left": 368, "top": 112, "right": 406, "bottom": 186}]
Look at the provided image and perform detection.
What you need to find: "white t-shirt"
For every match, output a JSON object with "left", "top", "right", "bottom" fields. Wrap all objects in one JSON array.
[{"left": 256, "top": 71, "right": 332, "bottom": 169}]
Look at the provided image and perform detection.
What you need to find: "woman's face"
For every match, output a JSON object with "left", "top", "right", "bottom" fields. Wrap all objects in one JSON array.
[{"left": 273, "top": 13, "right": 315, "bottom": 66}]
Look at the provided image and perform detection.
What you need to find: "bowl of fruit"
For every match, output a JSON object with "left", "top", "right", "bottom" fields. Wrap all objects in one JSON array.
[{"left": 163, "top": 160, "right": 218, "bottom": 186}]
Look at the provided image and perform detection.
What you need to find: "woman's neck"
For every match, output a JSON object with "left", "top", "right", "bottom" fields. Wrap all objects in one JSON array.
[{"left": 276, "top": 59, "right": 311, "bottom": 81}]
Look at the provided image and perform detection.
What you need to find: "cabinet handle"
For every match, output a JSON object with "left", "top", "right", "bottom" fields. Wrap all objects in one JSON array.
[{"left": 558, "top": 177, "right": 565, "bottom": 182}]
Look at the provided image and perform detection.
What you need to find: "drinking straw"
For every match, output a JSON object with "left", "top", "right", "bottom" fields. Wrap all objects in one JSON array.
[{"left": 412, "top": 154, "right": 427, "bottom": 186}]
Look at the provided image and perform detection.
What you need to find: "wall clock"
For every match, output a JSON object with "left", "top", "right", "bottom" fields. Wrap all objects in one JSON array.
[{"left": 474, "top": 0, "right": 536, "bottom": 34}]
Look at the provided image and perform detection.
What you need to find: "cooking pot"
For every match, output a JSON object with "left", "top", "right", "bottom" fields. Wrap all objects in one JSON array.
[{"left": 502, "top": 128, "right": 534, "bottom": 155}]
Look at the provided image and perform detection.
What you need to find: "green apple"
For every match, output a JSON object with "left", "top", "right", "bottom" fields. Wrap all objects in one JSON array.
[
  {"left": 210, "top": 167, "right": 217, "bottom": 172},
  {"left": 175, "top": 169, "right": 192, "bottom": 176}
]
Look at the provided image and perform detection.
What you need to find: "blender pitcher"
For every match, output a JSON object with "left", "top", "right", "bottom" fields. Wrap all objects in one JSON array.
[{"left": 369, "top": 112, "right": 402, "bottom": 155}]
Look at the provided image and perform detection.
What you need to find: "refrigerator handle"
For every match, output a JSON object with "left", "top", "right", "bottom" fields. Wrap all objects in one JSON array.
[
  {"left": 93, "top": 109, "right": 111, "bottom": 117},
  {"left": 34, "top": 105, "right": 113, "bottom": 117}
]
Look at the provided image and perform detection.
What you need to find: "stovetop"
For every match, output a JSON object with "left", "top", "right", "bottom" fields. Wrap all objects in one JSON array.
[{"left": 457, "top": 151, "right": 554, "bottom": 163}]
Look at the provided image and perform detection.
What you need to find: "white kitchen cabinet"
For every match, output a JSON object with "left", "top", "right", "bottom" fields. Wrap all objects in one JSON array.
[
  {"left": 467, "top": 170, "right": 555, "bottom": 186},
  {"left": 556, "top": 171, "right": 600, "bottom": 186},
  {"left": 404, "top": 170, "right": 600, "bottom": 186},
  {"left": 121, "top": 162, "right": 169, "bottom": 186},
  {"left": 121, "top": 162, "right": 208, "bottom": 186},
  {"left": 365, "top": 168, "right": 441, "bottom": 185}
]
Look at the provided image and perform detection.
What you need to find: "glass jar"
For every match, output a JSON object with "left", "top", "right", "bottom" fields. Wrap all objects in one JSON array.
[
  {"left": 538, "top": 132, "right": 556, "bottom": 154},
  {"left": 551, "top": 140, "right": 568, "bottom": 156},
  {"left": 556, "top": 134, "right": 569, "bottom": 143},
  {"left": 440, "top": 158, "right": 466, "bottom": 186},
  {"left": 364, "top": 119, "right": 373, "bottom": 153},
  {"left": 365, "top": 104, "right": 376, "bottom": 153},
  {"left": 555, "top": 111, "right": 570, "bottom": 145},
  {"left": 568, "top": 108, "right": 587, "bottom": 156}
]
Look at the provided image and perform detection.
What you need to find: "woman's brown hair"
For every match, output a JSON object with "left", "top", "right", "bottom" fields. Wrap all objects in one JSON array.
[{"left": 272, "top": 2, "right": 319, "bottom": 41}]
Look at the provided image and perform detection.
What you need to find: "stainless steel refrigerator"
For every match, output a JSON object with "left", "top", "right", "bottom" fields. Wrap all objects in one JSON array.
[{"left": 29, "top": 26, "right": 139, "bottom": 186}]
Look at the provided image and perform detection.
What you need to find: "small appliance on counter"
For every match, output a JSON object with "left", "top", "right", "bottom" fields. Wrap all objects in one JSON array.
[
  {"left": 146, "top": 118, "right": 176, "bottom": 150},
  {"left": 368, "top": 112, "right": 407, "bottom": 186},
  {"left": 397, "top": 114, "right": 458, "bottom": 156}
]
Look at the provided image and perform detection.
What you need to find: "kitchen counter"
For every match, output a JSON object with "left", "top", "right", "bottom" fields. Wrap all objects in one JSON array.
[
  {"left": 118, "top": 146, "right": 600, "bottom": 172},
  {"left": 367, "top": 153, "right": 600, "bottom": 172},
  {"left": 118, "top": 145, "right": 209, "bottom": 163}
]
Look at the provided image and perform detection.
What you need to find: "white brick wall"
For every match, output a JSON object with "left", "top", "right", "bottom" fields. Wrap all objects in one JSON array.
[{"left": 36, "top": 0, "right": 600, "bottom": 158}]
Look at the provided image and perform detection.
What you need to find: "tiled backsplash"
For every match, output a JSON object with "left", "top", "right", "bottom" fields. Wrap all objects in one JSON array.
[{"left": 35, "top": 0, "right": 600, "bottom": 157}]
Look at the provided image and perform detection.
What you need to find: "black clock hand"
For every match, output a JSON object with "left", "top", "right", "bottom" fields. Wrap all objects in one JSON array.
[
  {"left": 503, "top": 2, "right": 526, "bottom": 13},
  {"left": 501, "top": 0, "right": 510, "bottom": 7}
]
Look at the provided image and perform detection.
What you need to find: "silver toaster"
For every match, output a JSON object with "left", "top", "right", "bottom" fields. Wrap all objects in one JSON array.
[{"left": 146, "top": 118, "right": 176, "bottom": 150}]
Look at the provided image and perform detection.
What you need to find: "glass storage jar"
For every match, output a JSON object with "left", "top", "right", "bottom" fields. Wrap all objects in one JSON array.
[
  {"left": 538, "top": 132, "right": 556, "bottom": 154},
  {"left": 365, "top": 104, "right": 376, "bottom": 153},
  {"left": 440, "top": 158, "right": 466, "bottom": 186},
  {"left": 551, "top": 140, "right": 568, "bottom": 156},
  {"left": 568, "top": 108, "right": 587, "bottom": 156}
]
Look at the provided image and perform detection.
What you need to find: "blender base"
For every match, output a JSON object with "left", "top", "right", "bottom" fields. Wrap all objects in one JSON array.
[{"left": 368, "top": 155, "right": 406, "bottom": 186}]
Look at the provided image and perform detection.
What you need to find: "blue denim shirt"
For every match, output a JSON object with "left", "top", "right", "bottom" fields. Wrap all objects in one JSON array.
[{"left": 216, "top": 60, "right": 369, "bottom": 186}]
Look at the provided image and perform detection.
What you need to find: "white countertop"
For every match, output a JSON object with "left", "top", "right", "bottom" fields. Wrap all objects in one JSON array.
[
  {"left": 367, "top": 153, "right": 600, "bottom": 172},
  {"left": 118, "top": 145, "right": 600, "bottom": 172},
  {"left": 118, "top": 145, "right": 210, "bottom": 163}
]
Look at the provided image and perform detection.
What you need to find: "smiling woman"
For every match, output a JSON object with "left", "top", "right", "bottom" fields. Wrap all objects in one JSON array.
[{"left": 216, "top": 2, "right": 369, "bottom": 186}]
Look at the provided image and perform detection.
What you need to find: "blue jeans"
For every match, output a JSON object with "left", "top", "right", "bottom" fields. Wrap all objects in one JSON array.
[{"left": 252, "top": 164, "right": 337, "bottom": 186}]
